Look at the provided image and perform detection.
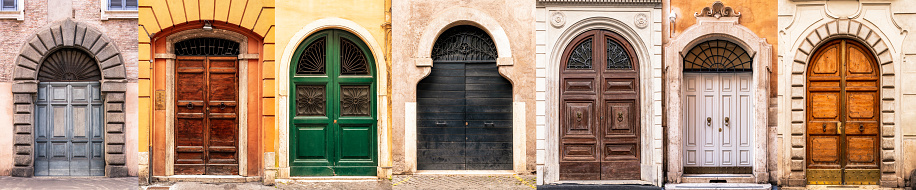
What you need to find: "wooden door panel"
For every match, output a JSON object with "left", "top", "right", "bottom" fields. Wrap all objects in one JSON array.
[
  {"left": 846, "top": 92, "right": 876, "bottom": 119},
  {"left": 605, "top": 101, "right": 635, "bottom": 135},
  {"left": 563, "top": 78, "right": 597, "bottom": 94},
  {"left": 808, "top": 136, "right": 840, "bottom": 166},
  {"left": 564, "top": 101, "right": 595, "bottom": 137},
  {"left": 809, "top": 93, "right": 840, "bottom": 119},
  {"left": 846, "top": 136, "right": 877, "bottom": 166},
  {"left": 175, "top": 57, "right": 239, "bottom": 175}
]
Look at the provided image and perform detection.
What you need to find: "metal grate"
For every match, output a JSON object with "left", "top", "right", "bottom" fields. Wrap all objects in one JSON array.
[
  {"left": 683, "top": 40, "right": 752, "bottom": 73},
  {"left": 431, "top": 25, "right": 497, "bottom": 61},
  {"left": 174, "top": 38, "right": 240, "bottom": 56},
  {"left": 339, "top": 38, "right": 369, "bottom": 75},
  {"left": 296, "top": 85, "right": 325, "bottom": 116},
  {"left": 340, "top": 85, "right": 370, "bottom": 116},
  {"left": 567, "top": 38, "right": 593, "bottom": 69},
  {"left": 297, "top": 37, "right": 326, "bottom": 75},
  {"left": 606, "top": 38, "right": 631, "bottom": 69},
  {"left": 38, "top": 48, "right": 102, "bottom": 81}
]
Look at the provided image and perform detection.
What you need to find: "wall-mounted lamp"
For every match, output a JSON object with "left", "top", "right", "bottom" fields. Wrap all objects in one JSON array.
[
  {"left": 668, "top": 11, "right": 677, "bottom": 38},
  {"left": 669, "top": 11, "right": 677, "bottom": 24},
  {"left": 203, "top": 20, "right": 213, "bottom": 31}
]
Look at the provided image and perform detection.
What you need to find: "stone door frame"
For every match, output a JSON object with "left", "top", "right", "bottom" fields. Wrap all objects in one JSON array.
[
  {"left": 159, "top": 28, "right": 255, "bottom": 176},
  {"left": 783, "top": 19, "right": 898, "bottom": 187},
  {"left": 11, "top": 19, "right": 130, "bottom": 177},
  {"left": 664, "top": 16, "right": 772, "bottom": 183}
]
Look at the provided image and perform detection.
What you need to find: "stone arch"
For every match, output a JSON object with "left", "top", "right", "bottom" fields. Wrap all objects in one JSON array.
[
  {"left": 413, "top": 7, "right": 514, "bottom": 67},
  {"left": 664, "top": 17, "right": 772, "bottom": 183},
  {"left": 277, "top": 17, "right": 390, "bottom": 178},
  {"left": 11, "top": 19, "right": 128, "bottom": 177},
  {"left": 786, "top": 19, "right": 897, "bottom": 186}
]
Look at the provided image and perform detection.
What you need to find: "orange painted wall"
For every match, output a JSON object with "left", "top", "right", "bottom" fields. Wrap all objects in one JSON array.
[{"left": 667, "top": 0, "right": 778, "bottom": 97}]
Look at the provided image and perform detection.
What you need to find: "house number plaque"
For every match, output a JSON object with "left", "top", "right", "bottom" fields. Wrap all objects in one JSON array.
[{"left": 155, "top": 90, "right": 166, "bottom": 110}]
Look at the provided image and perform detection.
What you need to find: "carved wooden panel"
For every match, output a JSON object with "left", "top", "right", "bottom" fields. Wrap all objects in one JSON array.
[
  {"left": 560, "top": 29, "right": 640, "bottom": 180},
  {"left": 806, "top": 39, "right": 880, "bottom": 184}
]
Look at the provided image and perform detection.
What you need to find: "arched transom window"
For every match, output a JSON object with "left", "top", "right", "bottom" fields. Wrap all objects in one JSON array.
[{"left": 683, "top": 40, "right": 752, "bottom": 72}]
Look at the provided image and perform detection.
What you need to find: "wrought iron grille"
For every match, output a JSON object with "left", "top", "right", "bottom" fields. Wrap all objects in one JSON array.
[
  {"left": 174, "top": 38, "right": 240, "bottom": 56},
  {"left": 567, "top": 38, "right": 593, "bottom": 69},
  {"left": 431, "top": 25, "right": 497, "bottom": 61},
  {"left": 340, "top": 86, "right": 370, "bottom": 116},
  {"left": 39, "top": 48, "right": 102, "bottom": 81},
  {"left": 296, "top": 85, "right": 325, "bottom": 116},
  {"left": 339, "top": 38, "right": 369, "bottom": 75},
  {"left": 606, "top": 38, "right": 632, "bottom": 69},
  {"left": 683, "top": 40, "right": 752, "bottom": 72},
  {"left": 297, "top": 37, "right": 326, "bottom": 75}
]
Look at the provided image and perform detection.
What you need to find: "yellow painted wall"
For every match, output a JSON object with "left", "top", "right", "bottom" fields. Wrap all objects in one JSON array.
[
  {"left": 137, "top": 0, "right": 275, "bottom": 158},
  {"left": 274, "top": 0, "right": 391, "bottom": 169}
]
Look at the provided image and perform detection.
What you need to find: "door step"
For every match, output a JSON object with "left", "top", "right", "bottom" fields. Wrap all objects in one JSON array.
[
  {"left": 665, "top": 183, "right": 771, "bottom": 190},
  {"left": 153, "top": 175, "right": 260, "bottom": 183}
]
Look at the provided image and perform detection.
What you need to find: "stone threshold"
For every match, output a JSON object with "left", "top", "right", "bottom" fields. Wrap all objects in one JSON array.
[
  {"left": 153, "top": 175, "right": 260, "bottom": 183},
  {"left": 665, "top": 183, "right": 772, "bottom": 190},
  {"left": 681, "top": 174, "right": 757, "bottom": 183},
  {"left": 413, "top": 170, "right": 517, "bottom": 175},
  {"left": 279, "top": 176, "right": 379, "bottom": 182}
]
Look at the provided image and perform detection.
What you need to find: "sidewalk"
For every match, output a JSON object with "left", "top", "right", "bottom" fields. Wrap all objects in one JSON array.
[
  {"left": 0, "top": 176, "right": 138, "bottom": 190},
  {"left": 141, "top": 174, "right": 537, "bottom": 190}
]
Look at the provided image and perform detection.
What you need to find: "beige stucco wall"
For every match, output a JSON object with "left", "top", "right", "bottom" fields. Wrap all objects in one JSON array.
[
  {"left": 0, "top": 83, "right": 12, "bottom": 175},
  {"left": 390, "top": 0, "right": 536, "bottom": 174},
  {"left": 777, "top": 0, "right": 916, "bottom": 188}
]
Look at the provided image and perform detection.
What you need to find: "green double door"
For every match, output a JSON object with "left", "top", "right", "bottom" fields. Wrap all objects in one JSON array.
[{"left": 289, "top": 30, "right": 377, "bottom": 176}]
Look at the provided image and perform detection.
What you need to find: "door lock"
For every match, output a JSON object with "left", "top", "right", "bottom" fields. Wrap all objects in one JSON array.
[
  {"left": 823, "top": 123, "right": 827, "bottom": 132},
  {"left": 706, "top": 117, "right": 712, "bottom": 127}
]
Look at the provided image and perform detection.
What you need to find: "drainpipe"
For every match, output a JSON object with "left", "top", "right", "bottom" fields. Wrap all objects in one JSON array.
[
  {"left": 383, "top": 0, "right": 394, "bottom": 179},
  {"left": 661, "top": 0, "right": 670, "bottom": 187},
  {"left": 140, "top": 24, "right": 154, "bottom": 185}
]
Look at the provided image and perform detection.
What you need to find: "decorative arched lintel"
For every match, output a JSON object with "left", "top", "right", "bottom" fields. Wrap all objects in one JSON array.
[{"left": 11, "top": 18, "right": 129, "bottom": 177}]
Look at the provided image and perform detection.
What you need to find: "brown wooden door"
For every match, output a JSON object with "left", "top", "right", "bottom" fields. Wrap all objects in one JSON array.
[
  {"left": 806, "top": 39, "right": 880, "bottom": 185},
  {"left": 175, "top": 56, "right": 239, "bottom": 175},
  {"left": 559, "top": 30, "right": 640, "bottom": 180}
]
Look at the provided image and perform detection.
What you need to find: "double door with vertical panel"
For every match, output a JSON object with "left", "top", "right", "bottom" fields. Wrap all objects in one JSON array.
[
  {"left": 174, "top": 56, "right": 240, "bottom": 175},
  {"left": 806, "top": 39, "right": 880, "bottom": 185},
  {"left": 35, "top": 82, "right": 105, "bottom": 176},
  {"left": 683, "top": 73, "right": 753, "bottom": 174}
]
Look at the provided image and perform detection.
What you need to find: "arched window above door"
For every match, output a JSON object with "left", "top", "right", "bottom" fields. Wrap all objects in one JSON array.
[
  {"left": 174, "top": 37, "right": 240, "bottom": 56},
  {"left": 39, "top": 48, "right": 102, "bottom": 81},
  {"left": 564, "top": 30, "right": 635, "bottom": 70},
  {"left": 431, "top": 25, "right": 497, "bottom": 61},
  {"left": 683, "top": 40, "right": 752, "bottom": 72}
]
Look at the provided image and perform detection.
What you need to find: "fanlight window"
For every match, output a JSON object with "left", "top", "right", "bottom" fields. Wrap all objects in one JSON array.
[
  {"left": 339, "top": 38, "right": 369, "bottom": 75},
  {"left": 174, "top": 38, "right": 240, "bottom": 56},
  {"left": 296, "top": 37, "right": 326, "bottom": 75},
  {"left": 567, "top": 39, "right": 593, "bottom": 69},
  {"left": 39, "top": 48, "right": 102, "bottom": 81},
  {"left": 431, "top": 25, "right": 497, "bottom": 61},
  {"left": 683, "top": 40, "right": 752, "bottom": 72}
]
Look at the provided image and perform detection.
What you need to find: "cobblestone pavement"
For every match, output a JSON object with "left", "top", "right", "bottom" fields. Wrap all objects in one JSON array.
[
  {"left": 0, "top": 176, "right": 138, "bottom": 190},
  {"left": 142, "top": 175, "right": 537, "bottom": 190}
]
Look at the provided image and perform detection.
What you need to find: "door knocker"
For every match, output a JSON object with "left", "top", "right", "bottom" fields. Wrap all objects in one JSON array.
[
  {"left": 859, "top": 124, "right": 864, "bottom": 132},
  {"left": 706, "top": 117, "right": 712, "bottom": 127},
  {"left": 724, "top": 117, "right": 729, "bottom": 127},
  {"left": 186, "top": 102, "right": 194, "bottom": 109},
  {"left": 617, "top": 113, "right": 624, "bottom": 122},
  {"left": 576, "top": 112, "right": 582, "bottom": 122},
  {"left": 219, "top": 102, "right": 227, "bottom": 110},
  {"left": 823, "top": 123, "right": 827, "bottom": 132}
]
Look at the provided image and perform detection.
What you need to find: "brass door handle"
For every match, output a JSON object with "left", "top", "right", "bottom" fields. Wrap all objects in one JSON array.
[
  {"left": 823, "top": 123, "right": 827, "bottom": 132},
  {"left": 724, "top": 117, "right": 729, "bottom": 127},
  {"left": 859, "top": 124, "right": 864, "bottom": 132},
  {"left": 706, "top": 117, "right": 712, "bottom": 127},
  {"left": 617, "top": 113, "right": 624, "bottom": 122}
]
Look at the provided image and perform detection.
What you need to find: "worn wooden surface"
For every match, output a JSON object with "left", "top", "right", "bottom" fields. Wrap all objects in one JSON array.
[
  {"left": 34, "top": 82, "right": 105, "bottom": 176},
  {"left": 559, "top": 30, "right": 640, "bottom": 180},
  {"left": 806, "top": 39, "right": 879, "bottom": 184},
  {"left": 174, "top": 56, "right": 240, "bottom": 175}
]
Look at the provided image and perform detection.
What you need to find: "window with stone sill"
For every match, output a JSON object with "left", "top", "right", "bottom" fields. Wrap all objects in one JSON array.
[
  {"left": 100, "top": 0, "right": 138, "bottom": 20},
  {"left": 0, "top": 0, "right": 22, "bottom": 20},
  {"left": 108, "top": 0, "right": 138, "bottom": 10},
  {"left": 1, "top": 0, "right": 15, "bottom": 11}
]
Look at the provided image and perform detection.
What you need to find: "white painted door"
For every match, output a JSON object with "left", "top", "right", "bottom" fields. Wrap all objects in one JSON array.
[{"left": 684, "top": 73, "right": 753, "bottom": 171}]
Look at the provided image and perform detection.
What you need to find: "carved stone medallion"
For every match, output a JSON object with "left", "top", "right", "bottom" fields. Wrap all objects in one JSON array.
[
  {"left": 551, "top": 11, "right": 566, "bottom": 28},
  {"left": 634, "top": 13, "right": 648, "bottom": 29}
]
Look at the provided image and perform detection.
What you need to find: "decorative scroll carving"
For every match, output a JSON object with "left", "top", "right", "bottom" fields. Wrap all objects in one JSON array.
[
  {"left": 297, "top": 37, "right": 326, "bottom": 75},
  {"left": 695, "top": 1, "right": 740, "bottom": 18},
  {"left": 296, "top": 85, "right": 325, "bottom": 116},
  {"left": 606, "top": 39, "right": 631, "bottom": 69},
  {"left": 567, "top": 39, "right": 593, "bottom": 69},
  {"left": 339, "top": 38, "right": 369, "bottom": 75},
  {"left": 174, "top": 38, "right": 240, "bottom": 56},
  {"left": 340, "top": 86, "right": 370, "bottom": 116},
  {"left": 39, "top": 49, "right": 102, "bottom": 81},
  {"left": 431, "top": 25, "right": 497, "bottom": 61},
  {"left": 683, "top": 40, "right": 752, "bottom": 72}
]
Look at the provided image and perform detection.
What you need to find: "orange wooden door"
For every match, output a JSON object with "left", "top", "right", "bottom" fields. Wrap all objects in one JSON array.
[
  {"left": 806, "top": 39, "right": 880, "bottom": 185},
  {"left": 175, "top": 56, "right": 240, "bottom": 175}
]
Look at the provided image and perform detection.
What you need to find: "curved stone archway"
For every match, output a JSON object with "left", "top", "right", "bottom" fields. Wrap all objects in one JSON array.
[
  {"left": 11, "top": 19, "right": 128, "bottom": 177},
  {"left": 785, "top": 19, "right": 897, "bottom": 187}
]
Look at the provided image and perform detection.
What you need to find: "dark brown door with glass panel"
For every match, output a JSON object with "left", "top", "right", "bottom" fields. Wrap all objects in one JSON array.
[
  {"left": 173, "top": 38, "right": 240, "bottom": 175},
  {"left": 806, "top": 39, "right": 880, "bottom": 185},
  {"left": 559, "top": 30, "right": 640, "bottom": 180}
]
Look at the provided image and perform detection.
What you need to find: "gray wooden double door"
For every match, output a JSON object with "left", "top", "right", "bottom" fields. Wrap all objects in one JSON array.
[{"left": 34, "top": 82, "right": 105, "bottom": 176}]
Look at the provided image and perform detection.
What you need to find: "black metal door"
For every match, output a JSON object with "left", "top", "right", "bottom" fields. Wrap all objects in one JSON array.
[{"left": 417, "top": 62, "right": 513, "bottom": 170}]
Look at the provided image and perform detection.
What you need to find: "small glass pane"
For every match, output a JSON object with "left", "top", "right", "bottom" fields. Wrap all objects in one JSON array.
[
  {"left": 683, "top": 40, "right": 753, "bottom": 72},
  {"left": 126, "top": 0, "right": 138, "bottom": 8},
  {"left": 1, "top": 0, "right": 15, "bottom": 10},
  {"left": 606, "top": 39, "right": 631, "bottom": 69},
  {"left": 174, "top": 38, "right": 240, "bottom": 56},
  {"left": 109, "top": 0, "right": 122, "bottom": 9},
  {"left": 339, "top": 38, "right": 369, "bottom": 75},
  {"left": 296, "top": 85, "right": 325, "bottom": 116},
  {"left": 340, "top": 86, "right": 370, "bottom": 116},
  {"left": 296, "top": 37, "right": 326, "bottom": 75},
  {"left": 567, "top": 39, "right": 593, "bottom": 69}
]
